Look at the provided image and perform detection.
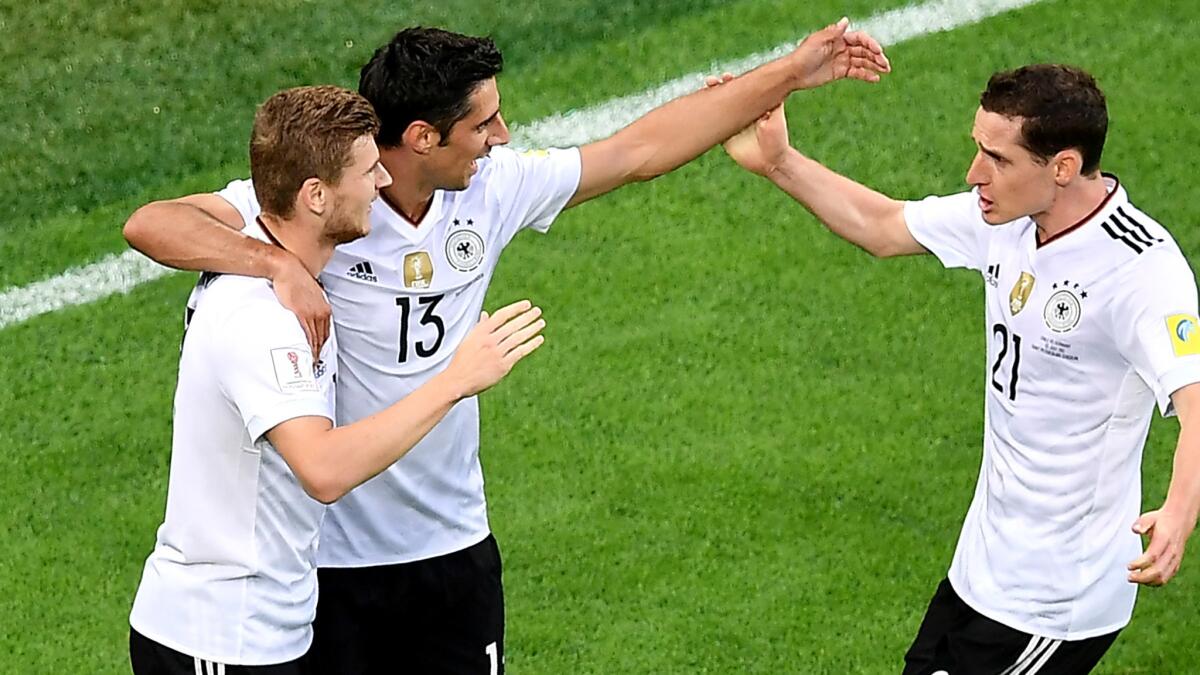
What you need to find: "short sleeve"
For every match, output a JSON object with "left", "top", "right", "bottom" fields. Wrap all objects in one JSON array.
[
  {"left": 488, "top": 147, "right": 583, "bottom": 244},
  {"left": 1111, "top": 248, "right": 1200, "bottom": 416},
  {"left": 904, "top": 191, "right": 989, "bottom": 272},
  {"left": 215, "top": 179, "right": 263, "bottom": 229},
  {"left": 216, "top": 302, "right": 334, "bottom": 441}
]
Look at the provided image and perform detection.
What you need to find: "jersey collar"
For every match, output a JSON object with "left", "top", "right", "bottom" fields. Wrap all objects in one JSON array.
[
  {"left": 1035, "top": 173, "right": 1125, "bottom": 249},
  {"left": 374, "top": 190, "right": 445, "bottom": 246}
]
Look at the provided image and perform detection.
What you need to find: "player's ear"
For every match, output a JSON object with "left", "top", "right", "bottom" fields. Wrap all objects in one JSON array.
[
  {"left": 403, "top": 121, "right": 441, "bottom": 155},
  {"left": 1052, "top": 149, "right": 1083, "bottom": 187},
  {"left": 298, "top": 177, "right": 328, "bottom": 216}
]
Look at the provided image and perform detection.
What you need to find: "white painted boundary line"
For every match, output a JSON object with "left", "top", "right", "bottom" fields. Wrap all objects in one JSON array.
[{"left": 0, "top": 0, "right": 1044, "bottom": 331}]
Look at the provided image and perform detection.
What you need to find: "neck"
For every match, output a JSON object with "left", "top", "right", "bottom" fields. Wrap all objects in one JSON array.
[
  {"left": 258, "top": 213, "right": 334, "bottom": 278},
  {"left": 1032, "top": 173, "right": 1110, "bottom": 242},
  {"left": 379, "top": 147, "right": 436, "bottom": 225}
]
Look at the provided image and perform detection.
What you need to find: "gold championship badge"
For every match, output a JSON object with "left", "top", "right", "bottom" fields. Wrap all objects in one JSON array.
[
  {"left": 403, "top": 251, "right": 433, "bottom": 289},
  {"left": 1009, "top": 272, "right": 1035, "bottom": 315}
]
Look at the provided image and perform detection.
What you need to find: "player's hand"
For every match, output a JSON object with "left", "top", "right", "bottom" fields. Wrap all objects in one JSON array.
[
  {"left": 704, "top": 73, "right": 791, "bottom": 177},
  {"left": 1127, "top": 507, "right": 1197, "bottom": 586},
  {"left": 445, "top": 300, "right": 545, "bottom": 398},
  {"left": 788, "top": 17, "right": 890, "bottom": 90},
  {"left": 270, "top": 253, "right": 331, "bottom": 357}
]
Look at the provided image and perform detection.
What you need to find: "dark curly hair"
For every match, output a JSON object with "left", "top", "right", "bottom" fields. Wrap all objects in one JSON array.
[
  {"left": 980, "top": 64, "right": 1108, "bottom": 174},
  {"left": 359, "top": 27, "right": 504, "bottom": 148}
]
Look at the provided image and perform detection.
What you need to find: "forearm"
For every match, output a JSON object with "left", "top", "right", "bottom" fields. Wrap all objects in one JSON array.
[
  {"left": 308, "top": 372, "right": 465, "bottom": 502},
  {"left": 616, "top": 59, "right": 800, "bottom": 182},
  {"left": 1162, "top": 420, "right": 1200, "bottom": 528},
  {"left": 124, "top": 201, "right": 286, "bottom": 278},
  {"left": 766, "top": 148, "right": 910, "bottom": 257}
]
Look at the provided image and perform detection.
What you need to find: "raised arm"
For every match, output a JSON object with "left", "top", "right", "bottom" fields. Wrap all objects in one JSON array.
[
  {"left": 719, "top": 95, "right": 924, "bottom": 258},
  {"left": 266, "top": 300, "right": 545, "bottom": 504},
  {"left": 124, "top": 192, "right": 332, "bottom": 354},
  {"left": 1128, "top": 382, "right": 1200, "bottom": 586},
  {"left": 566, "top": 17, "right": 890, "bottom": 208}
]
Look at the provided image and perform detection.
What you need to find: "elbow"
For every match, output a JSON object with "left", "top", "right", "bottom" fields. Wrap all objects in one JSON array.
[
  {"left": 123, "top": 204, "right": 158, "bottom": 252},
  {"left": 305, "top": 477, "right": 348, "bottom": 505},
  {"left": 293, "top": 466, "right": 349, "bottom": 505}
]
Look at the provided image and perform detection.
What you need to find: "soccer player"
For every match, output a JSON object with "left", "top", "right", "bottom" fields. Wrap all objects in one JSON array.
[
  {"left": 714, "top": 64, "right": 1200, "bottom": 673},
  {"left": 127, "top": 85, "right": 545, "bottom": 674},
  {"left": 123, "top": 20, "right": 890, "bottom": 674}
]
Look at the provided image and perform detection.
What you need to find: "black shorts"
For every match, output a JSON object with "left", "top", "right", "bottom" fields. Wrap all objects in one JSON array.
[
  {"left": 129, "top": 629, "right": 304, "bottom": 675},
  {"left": 306, "top": 533, "right": 505, "bottom": 675},
  {"left": 903, "top": 578, "right": 1120, "bottom": 675}
]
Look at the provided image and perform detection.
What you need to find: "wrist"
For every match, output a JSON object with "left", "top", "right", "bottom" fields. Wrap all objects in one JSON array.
[
  {"left": 764, "top": 147, "right": 804, "bottom": 182},
  {"left": 429, "top": 368, "right": 470, "bottom": 404}
]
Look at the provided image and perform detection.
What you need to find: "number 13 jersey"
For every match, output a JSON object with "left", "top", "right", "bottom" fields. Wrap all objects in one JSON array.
[
  {"left": 217, "top": 146, "right": 582, "bottom": 567},
  {"left": 904, "top": 175, "right": 1200, "bottom": 640}
]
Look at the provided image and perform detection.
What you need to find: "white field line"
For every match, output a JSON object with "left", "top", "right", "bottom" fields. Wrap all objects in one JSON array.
[{"left": 0, "top": 0, "right": 1044, "bottom": 331}]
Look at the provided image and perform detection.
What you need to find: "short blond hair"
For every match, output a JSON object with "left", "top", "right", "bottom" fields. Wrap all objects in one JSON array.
[{"left": 250, "top": 85, "right": 380, "bottom": 217}]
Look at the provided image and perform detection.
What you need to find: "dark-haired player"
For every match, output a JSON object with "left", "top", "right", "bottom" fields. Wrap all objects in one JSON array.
[{"left": 716, "top": 63, "right": 1200, "bottom": 674}]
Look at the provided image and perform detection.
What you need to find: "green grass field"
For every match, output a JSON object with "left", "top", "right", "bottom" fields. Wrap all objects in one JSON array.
[{"left": 3, "top": 0, "right": 1199, "bottom": 672}]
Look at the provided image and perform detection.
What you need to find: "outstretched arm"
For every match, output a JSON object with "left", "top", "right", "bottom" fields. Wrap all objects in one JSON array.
[
  {"left": 124, "top": 193, "right": 331, "bottom": 354},
  {"left": 567, "top": 17, "right": 890, "bottom": 208},
  {"left": 717, "top": 85, "right": 924, "bottom": 258},
  {"left": 1128, "top": 382, "right": 1200, "bottom": 586},
  {"left": 267, "top": 300, "right": 546, "bottom": 504}
]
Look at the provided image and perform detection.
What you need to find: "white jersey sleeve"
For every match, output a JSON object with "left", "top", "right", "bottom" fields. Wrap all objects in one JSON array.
[
  {"left": 216, "top": 178, "right": 262, "bottom": 228},
  {"left": 904, "top": 190, "right": 989, "bottom": 272},
  {"left": 217, "top": 301, "right": 334, "bottom": 440},
  {"left": 1111, "top": 247, "right": 1200, "bottom": 416},
  {"left": 489, "top": 147, "right": 582, "bottom": 244}
]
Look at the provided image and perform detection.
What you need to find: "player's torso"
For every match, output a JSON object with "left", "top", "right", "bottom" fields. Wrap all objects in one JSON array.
[
  {"left": 322, "top": 188, "right": 506, "bottom": 413},
  {"left": 981, "top": 220, "right": 1133, "bottom": 424}
]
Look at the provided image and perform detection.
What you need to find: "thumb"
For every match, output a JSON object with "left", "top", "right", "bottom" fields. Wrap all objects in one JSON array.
[
  {"left": 827, "top": 16, "right": 850, "bottom": 38},
  {"left": 1133, "top": 511, "right": 1159, "bottom": 535},
  {"left": 480, "top": 310, "right": 489, "bottom": 322}
]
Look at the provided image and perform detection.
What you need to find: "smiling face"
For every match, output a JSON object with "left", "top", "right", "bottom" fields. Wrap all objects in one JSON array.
[
  {"left": 426, "top": 77, "right": 510, "bottom": 190},
  {"left": 965, "top": 107, "right": 1059, "bottom": 225},
  {"left": 324, "top": 134, "right": 392, "bottom": 244}
]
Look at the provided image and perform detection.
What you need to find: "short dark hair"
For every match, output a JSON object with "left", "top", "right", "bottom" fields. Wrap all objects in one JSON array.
[
  {"left": 250, "top": 85, "right": 379, "bottom": 218},
  {"left": 980, "top": 64, "right": 1108, "bottom": 175},
  {"left": 359, "top": 27, "right": 504, "bottom": 148}
]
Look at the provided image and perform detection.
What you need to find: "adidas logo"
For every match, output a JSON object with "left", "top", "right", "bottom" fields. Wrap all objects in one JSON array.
[{"left": 346, "top": 261, "right": 378, "bottom": 282}]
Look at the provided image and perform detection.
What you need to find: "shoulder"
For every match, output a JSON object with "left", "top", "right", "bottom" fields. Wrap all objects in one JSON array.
[{"left": 192, "top": 275, "right": 303, "bottom": 340}]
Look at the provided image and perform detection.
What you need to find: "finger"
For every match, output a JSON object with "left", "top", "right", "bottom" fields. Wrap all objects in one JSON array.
[
  {"left": 480, "top": 310, "right": 489, "bottom": 322},
  {"left": 502, "top": 334, "right": 545, "bottom": 366},
  {"left": 486, "top": 300, "right": 533, "bottom": 328},
  {"left": 722, "top": 72, "right": 734, "bottom": 82},
  {"left": 1132, "top": 511, "right": 1159, "bottom": 535},
  {"left": 492, "top": 307, "right": 543, "bottom": 341},
  {"left": 1129, "top": 567, "right": 1164, "bottom": 586},
  {"left": 843, "top": 30, "right": 885, "bottom": 55},
  {"left": 318, "top": 314, "right": 330, "bottom": 350},
  {"left": 704, "top": 75, "right": 720, "bottom": 88},
  {"left": 499, "top": 318, "right": 546, "bottom": 352}
]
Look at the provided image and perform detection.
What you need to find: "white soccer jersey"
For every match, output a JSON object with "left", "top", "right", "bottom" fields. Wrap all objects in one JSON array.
[
  {"left": 905, "top": 175, "right": 1200, "bottom": 639},
  {"left": 130, "top": 219, "right": 337, "bottom": 664},
  {"left": 215, "top": 146, "right": 582, "bottom": 565}
]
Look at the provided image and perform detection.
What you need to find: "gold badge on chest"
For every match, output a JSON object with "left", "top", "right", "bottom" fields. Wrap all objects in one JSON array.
[
  {"left": 1009, "top": 271, "right": 1035, "bottom": 315},
  {"left": 403, "top": 251, "right": 433, "bottom": 289}
]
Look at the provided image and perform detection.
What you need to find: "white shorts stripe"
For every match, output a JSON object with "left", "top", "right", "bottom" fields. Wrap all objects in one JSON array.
[
  {"left": 193, "top": 657, "right": 203, "bottom": 675},
  {"left": 1020, "top": 639, "right": 1062, "bottom": 675},
  {"left": 999, "top": 635, "right": 1043, "bottom": 675}
]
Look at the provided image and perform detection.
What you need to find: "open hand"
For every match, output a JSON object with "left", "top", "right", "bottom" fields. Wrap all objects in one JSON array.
[
  {"left": 446, "top": 300, "right": 546, "bottom": 398},
  {"left": 790, "top": 17, "right": 890, "bottom": 89},
  {"left": 705, "top": 73, "right": 791, "bottom": 177}
]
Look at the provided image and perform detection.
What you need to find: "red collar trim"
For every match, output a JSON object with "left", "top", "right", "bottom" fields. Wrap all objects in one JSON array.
[{"left": 1036, "top": 173, "right": 1120, "bottom": 248}]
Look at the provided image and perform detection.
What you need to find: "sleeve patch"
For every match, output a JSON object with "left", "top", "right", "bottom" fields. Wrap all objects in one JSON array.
[
  {"left": 270, "top": 348, "right": 319, "bottom": 393},
  {"left": 1166, "top": 314, "right": 1200, "bottom": 357}
]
